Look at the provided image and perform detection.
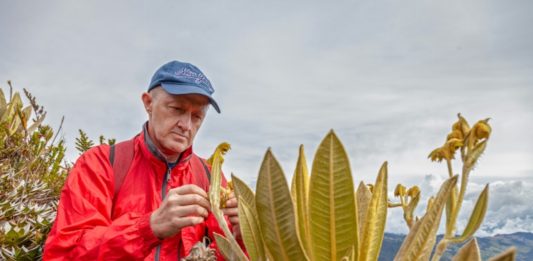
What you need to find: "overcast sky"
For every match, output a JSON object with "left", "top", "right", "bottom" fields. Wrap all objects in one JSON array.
[{"left": 1, "top": 0, "right": 532, "bottom": 236}]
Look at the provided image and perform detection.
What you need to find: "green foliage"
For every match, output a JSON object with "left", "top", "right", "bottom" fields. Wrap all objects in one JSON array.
[
  {"left": 99, "top": 135, "right": 116, "bottom": 147},
  {"left": 75, "top": 129, "right": 94, "bottom": 154},
  {"left": 0, "top": 82, "right": 68, "bottom": 260},
  {"left": 75, "top": 130, "right": 116, "bottom": 155}
]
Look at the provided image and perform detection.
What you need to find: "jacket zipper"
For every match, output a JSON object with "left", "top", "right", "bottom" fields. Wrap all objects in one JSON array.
[{"left": 155, "top": 165, "right": 171, "bottom": 261}]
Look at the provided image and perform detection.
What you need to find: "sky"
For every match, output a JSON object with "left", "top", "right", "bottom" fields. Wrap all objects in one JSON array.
[{"left": 1, "top": 0, "right": 532, "bottom": 236}]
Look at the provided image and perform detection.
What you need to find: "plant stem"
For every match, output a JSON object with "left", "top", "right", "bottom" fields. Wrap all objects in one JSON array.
[
  {"left": 446, "top": 160, "right": 453, "bottom": 178},
  {"left": 445, "top": 159, "right": 458, "bottom": 237}
]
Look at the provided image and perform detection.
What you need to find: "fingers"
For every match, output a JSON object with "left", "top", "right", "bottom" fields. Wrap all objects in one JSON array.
[
  {"left": 228, "top": 215, "right": 239, "bottom": 225},
  {"left": 173, "top": 216, "right": 205, "bottom": 228},
  {"left": 222, "top": 193, "right": 240, "bottom": 227},
  {"left": 222, "top": 207, "right": 238, "bottom": 217},
  {"left": 225, "top": 195, "right": 238, "bottom": 208},
  {"left": 172, "top": 184, "right": 208, "bottom": 199},
  {"left": 167, "top": 185, "right": 211, "bottom": 210},
  {"left": 178, "top": 204, "right": 210, "bottom": 218},
  {"left": 174, "top": 194, "right": 211, "bottom": 210}
]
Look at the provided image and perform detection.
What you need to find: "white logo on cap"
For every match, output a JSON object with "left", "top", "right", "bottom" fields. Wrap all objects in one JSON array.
[{"left": 174, "top": 68, "right": 213, "bottom": 93}]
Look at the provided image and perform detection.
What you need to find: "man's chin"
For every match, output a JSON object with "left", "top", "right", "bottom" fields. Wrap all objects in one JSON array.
[{"left": 167, "top": 142, "right": 189, "bottom": 154}]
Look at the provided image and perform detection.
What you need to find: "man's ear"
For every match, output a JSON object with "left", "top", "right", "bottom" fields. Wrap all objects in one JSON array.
[{"left": 141, "top": 92, "right": 152, "bottom": 115}]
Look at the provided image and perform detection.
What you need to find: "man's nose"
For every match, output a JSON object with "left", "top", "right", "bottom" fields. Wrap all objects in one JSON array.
[{"left": 177, "top": 112, "right": 192, "bottom": 131}]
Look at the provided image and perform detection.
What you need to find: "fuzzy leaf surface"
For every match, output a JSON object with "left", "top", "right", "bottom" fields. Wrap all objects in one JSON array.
[
  {"left": 256, "top": 149, "right": 307, "bottom": 261},
  {"left": 238, "top": 197, "right": 266, "bottom": 261},
  {"left": 309, "top": 131, "right": 357, "bottom": 261},
  {"left": 356, "top": 181, "right": 372, "bottom": 241},
  {"left": 455, "top": 184, "right": 489, "bottom": 242},
  {"left": 452, "top": 238, "right": 481, "bottom": 261},
  {"left": 232, "top": 174, "right": 257, "bottom": 216},
  {"left": 291, "top": 145, "right": 312, "bottom": 256},
  {"left": 214, "top": 233, "right": 237, "bottom": 261},
  {"left": 359, "top": 162, "right": 388, "bottom": 261}
]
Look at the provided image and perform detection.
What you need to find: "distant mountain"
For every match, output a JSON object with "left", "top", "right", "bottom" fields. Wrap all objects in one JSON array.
[{"left": 379, "top": 232, "right": 533, "bottom": 261}]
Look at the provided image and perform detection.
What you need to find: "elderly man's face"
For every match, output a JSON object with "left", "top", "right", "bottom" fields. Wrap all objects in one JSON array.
[{"left": 142, "top": 87, "right": 209, "bottom": 159}]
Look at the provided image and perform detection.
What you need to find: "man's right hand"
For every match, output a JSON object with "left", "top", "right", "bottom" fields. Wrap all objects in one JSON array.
[{"left": 150, "top": 184, "right": 211, "bottom": 239}]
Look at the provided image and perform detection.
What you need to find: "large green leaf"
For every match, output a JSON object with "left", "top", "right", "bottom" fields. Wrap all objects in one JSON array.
[
  {"left": 309, "top": 130, "right": 357, "bottom": 261},
  {"left": 454, "top": 184, "right": 489, "bottom": 243},
  {"left": 359, "top": 162, "right": 388, "bottom": 261},
  {"left": 445, "top": 185, "right": 458, "bottom": 236},
  {"left": 255, "top": 149, "right": 308, "bottom": 261},
  {"left": 394, "top": 176, "right": 458, "bottom": 261},
  {"left": 291, "top": 145, "right": 312, "bottom": 256},
  {"left": 356, "top": 181, "right": 372, "bottom": 242},
  {"left": 452, "top": 238, "right": 481, "bottom": 261},
  {"left": 238, "top": 197, "right": 267, "bottom": 261},
  {"left": 214, "top": 233, "right": 237, "bottom": 260},
  {"left": 232, "top": 174, "right": 257, "bottom": 215}
]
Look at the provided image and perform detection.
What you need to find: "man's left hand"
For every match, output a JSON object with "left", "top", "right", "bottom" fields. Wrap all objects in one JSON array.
[{"left": 222, "top": 192, "right": 241, "bottom": 240}]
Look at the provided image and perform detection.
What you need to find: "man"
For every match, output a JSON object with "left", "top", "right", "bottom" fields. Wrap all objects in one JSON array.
[{"left": 44, "top": 61, "right": 241, "bottom": 260}]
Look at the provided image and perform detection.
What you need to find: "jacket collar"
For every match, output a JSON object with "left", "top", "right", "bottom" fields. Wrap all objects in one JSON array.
[{"left": 141, "top": 122, "right": 193, "bottom": 168}]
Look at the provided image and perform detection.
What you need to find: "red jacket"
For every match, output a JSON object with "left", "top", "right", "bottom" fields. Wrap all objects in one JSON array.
[{"left": 44, "top": 127, "right": 236, "bottom": 260}]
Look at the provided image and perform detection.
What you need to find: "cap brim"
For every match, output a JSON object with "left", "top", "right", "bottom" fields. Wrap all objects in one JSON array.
[{"left": 160, "top": 83, "right": 221, "bottom": 113}]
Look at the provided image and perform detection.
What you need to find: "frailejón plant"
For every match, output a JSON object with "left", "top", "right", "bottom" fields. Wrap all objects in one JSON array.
[{"left": 207, "top": 114, "right": 516, "bottom": 261}]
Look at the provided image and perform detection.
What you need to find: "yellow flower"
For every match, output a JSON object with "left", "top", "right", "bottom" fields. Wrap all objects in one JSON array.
[
  {"left": 428, "top": 147, "right": 445, "bottom": 162},
  {"left": 466, "top": 118, "right": 491, "bottom": 150},
  {"left": 452, "top": 113, "right": 470, "bottom": 138},
  {"left": 446, "top": 129, "right": 463, "bottom": 141},
  {"left": 473, "top": 119, "right": 491, "bottom": 140},
  {"left": 219, "top": 183, "right": 234, "bottom": 208},
  {"left": 407, "top": 186, "right": 420, "bottom": 198},
  {"left": 429, "top": 138, "right": 463, "bottom": 162},
  {"left": 442, "top": 138, "right": 463, "bottom": 160},
  {"left": 394, "top": 184, "right": 406, "bottom": 197}
]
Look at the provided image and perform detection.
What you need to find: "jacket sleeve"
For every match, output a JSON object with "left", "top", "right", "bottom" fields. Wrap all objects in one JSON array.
[{"left": 43, "top": 146, "right": 160, "bottom": 260}]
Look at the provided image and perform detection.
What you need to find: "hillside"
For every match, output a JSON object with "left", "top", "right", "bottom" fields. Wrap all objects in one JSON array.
[{"left": 379, "top": 232, "right": 533, "bottom": 260}]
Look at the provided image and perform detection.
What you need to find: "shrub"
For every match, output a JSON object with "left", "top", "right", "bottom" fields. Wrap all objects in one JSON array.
[
  {"left": 0, "top": 83, "right": 112, "bottom": 260},
  {"left": 0, "top": 83, "right": 67, "bottom": 260}
]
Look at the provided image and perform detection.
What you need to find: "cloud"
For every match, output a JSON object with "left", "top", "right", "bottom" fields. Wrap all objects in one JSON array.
[{"left": 386, "top": 173, "right": 533, "bottom": 236}]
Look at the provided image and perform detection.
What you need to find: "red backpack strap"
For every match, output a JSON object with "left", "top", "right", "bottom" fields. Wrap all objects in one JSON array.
[
  {"left": 190, "top": 154, "right": 213, "bottom": 245},
  {"left": 109, "top": 138, "right": 135, "bottom": 215},
  {"left": 190, "top": 154, "right": 212, "bottom": 191}
]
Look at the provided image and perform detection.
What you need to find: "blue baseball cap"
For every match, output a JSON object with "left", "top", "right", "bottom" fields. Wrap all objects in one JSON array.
[{"left": 148, "top": 61, "right": 221, "bottom": 113}]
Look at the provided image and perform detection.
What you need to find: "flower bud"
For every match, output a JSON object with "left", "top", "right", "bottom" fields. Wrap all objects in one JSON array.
[
  {"left": 407, "top": 186, "right": 420, "bottom": 198},
  {"left": 452, "top": 113, "right": 471, "bottom": 137},
  {"left": 394, "top": 184, "right": 406, "bottom": 197}
]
